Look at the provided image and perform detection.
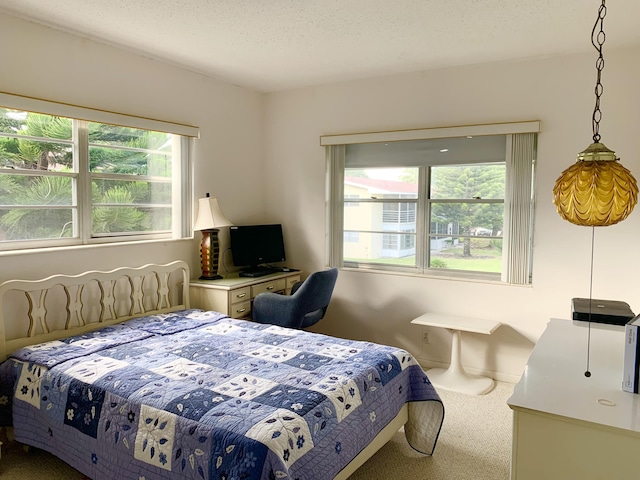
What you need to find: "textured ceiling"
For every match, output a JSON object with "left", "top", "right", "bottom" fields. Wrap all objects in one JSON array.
[{"left": 2, "top": 0, "right": 640, "bottom": 92}]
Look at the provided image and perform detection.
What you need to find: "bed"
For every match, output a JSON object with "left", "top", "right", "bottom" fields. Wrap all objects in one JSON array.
[{"left": 0, "top": 261, "right": 444, "bottom": 479}]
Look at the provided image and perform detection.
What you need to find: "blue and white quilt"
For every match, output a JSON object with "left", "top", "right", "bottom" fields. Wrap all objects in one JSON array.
[{"left": 0, "top": 309, "right": 444, "bottom": 480}]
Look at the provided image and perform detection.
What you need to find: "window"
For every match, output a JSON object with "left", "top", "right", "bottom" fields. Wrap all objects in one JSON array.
[
  {"left": 0, "top": 93, "right": 197, "bottom": 250},
  {"left": 428, "top": 163, "right": 505, "bottom": 273},
  {"left": 344, "top": 231, "right": 360, "bottom": 242},
  {"left": 323, "top": 122, "right": 538, "bottom": 284}
]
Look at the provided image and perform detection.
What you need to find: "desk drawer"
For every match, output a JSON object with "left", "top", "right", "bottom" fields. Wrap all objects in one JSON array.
[
  {"left": 230, "top": 301, "right": 251, "bottom": 318},
  {"left": 286, "top": 275, "right": 301, "bottom": 290},
  {"left": 252, "top": 278, "right": 286, "bottom": 297},
  {"left": 229, "top": 286, "right": 251, "bottom": 304}
]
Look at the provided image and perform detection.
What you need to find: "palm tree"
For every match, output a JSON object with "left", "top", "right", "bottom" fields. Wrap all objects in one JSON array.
[
  {"left": 17, "top": 113, "right": 73, "bottom": 170},
  {"left": 0, "top": 176, "right": 72, "bottom": 240},
  {"left": 92, "top": 186, "right": 145, "bottom": 234}
]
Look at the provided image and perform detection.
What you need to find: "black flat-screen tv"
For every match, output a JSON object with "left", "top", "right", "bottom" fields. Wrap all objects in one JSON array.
[{"left": 230, "top": 224, "right": 286, "bottom": 269}]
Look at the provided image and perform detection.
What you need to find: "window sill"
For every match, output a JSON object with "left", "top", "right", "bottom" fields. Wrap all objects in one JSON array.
[{"left": 339, "top": 265, "right": 532, "bottom": 287}]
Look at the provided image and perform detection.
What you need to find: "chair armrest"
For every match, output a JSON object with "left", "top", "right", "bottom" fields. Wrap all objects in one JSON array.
[{"left": 290, "top": 281, "right": 303, "bottom": 295}]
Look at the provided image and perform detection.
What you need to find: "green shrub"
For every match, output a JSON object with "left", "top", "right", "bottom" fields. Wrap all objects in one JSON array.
[{"left": 430, "top": 258, "right": 448, "bottom": 268}]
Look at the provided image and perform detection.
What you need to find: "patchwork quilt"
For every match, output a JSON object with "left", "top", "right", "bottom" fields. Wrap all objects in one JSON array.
[{"left": 0, "top": 310, "right": 444, "bottom": 480}]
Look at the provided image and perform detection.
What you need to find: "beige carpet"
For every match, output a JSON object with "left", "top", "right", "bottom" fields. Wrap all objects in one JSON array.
[
  {"left": 349, "top": 381, "right": 514, "bottom": 480},
  {"left": 0, "top": 381, "right": 514, "bottom": 480}
]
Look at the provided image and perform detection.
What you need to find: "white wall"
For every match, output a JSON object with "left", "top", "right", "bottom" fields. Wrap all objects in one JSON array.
[
  {"left": 2, "top": 11, "right": 639, "bottom": 383},
  {"left": 263, "top": 47, "right": 640, "bottom": 382},
  {"left": 0, "top": 13, "right": 264, "bottom": 281}
]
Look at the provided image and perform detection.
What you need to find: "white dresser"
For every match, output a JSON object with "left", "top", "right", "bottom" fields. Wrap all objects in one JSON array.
[{"left": 508, "top": 318, "right": 640, "bottom": 479}]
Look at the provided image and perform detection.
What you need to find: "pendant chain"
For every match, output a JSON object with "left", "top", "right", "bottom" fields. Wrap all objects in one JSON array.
[{"left": 591, "top": 0, "right": 607, "bottom": 143}]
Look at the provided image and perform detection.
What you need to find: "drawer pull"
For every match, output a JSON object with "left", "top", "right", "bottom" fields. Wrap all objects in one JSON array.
[
  {"left": 236, "top": 293, "right": 247, "bottom": 298},
  {"left": 237, "top": 308, "right": 247, "bottom": 314},
  {"left": 267, "top": 286, "right": 275, "bottom": 290}
]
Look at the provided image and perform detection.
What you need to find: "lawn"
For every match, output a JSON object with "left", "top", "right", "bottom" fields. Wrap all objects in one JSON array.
[
  {"left": 430, "top": 255, "right": 501, "bottom": 272},
  {"left": 433, "top": 241, "right": 502, "bottom": 272},
  {"left": 346, "top": 241, "right": 502, "bottom": 273}
]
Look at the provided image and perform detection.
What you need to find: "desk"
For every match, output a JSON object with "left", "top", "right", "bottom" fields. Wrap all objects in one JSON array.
[
  {"left": 189, "top": 271, "right": 301, "bottom": 318},
  {"left": 411, "top": 312, "right": 501, "bottom": 395},
  {"left": 508, "top": 318, "right": 640, "bottom": 480}
]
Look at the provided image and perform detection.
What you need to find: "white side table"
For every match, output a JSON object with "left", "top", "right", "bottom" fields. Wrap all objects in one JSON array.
[{"left": 411, "top": 312, "right": 501, "bottom": 395}]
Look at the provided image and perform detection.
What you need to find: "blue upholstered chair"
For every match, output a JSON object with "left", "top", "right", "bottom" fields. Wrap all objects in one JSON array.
[{"left": 252, "top": 268, "right": 338, "bottom": 329}]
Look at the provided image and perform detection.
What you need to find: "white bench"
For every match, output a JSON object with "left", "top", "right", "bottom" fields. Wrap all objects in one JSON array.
[{"left": 411, "top": 312, "right": 501, "bottom": 395}]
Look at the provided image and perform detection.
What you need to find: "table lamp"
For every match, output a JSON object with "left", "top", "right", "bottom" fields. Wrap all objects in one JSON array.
[{"left": 194, "top": 193, "right": 233, "bottom": 280}]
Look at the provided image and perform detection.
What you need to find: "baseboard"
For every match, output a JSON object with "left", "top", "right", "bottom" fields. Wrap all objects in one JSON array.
[{"left": 416, "top": 358, "right": 521, "bottom": 384}]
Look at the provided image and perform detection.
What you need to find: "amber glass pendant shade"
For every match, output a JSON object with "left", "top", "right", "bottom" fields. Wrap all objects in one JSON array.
[
  {"left": 553, "top": 142, "right": 638, "bottom": 226},
  {"left": 553, "top": 1, "right": 638, "bottom": 228}
]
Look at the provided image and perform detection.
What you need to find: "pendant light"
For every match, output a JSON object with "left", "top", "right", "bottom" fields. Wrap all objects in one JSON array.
[
  {"left": 553, "top": 0, "right": 638, "bottom": 226},
  {"left": 552, "top": 1, "right": 638, "bottom": 379}
]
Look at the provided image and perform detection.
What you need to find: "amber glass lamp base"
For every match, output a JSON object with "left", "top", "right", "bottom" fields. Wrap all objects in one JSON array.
[{"left": 199, "top": 228, "right": 222, "bottom": 280}]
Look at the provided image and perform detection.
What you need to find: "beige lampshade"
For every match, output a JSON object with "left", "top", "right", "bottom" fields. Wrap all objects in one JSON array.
[
  {"left": 194, "top": 194, "right": 233, "bottom": 230},
  {"left": 553, "top": 143, "right": 638, "bottom": 227}
]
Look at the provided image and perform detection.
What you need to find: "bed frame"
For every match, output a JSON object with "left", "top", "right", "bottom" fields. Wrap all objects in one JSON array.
[
  {"left": 0, "top": 260, "right": 410, "bottom": 479},
  {"left": 0, "top": 261, "right": 190, "bottom": 362}
]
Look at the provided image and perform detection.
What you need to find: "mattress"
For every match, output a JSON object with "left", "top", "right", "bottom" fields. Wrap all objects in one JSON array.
[{"left": 0, "top": 309, "right": 443, "bottom": 479}]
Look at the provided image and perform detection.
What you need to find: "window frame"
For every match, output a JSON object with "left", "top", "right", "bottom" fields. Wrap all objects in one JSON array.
[
  {"left": 323, "top": 122, "right": 539, "bottom": 284},
  {"left": 0, "top": 92, "right": 198, "bottom": 251}
]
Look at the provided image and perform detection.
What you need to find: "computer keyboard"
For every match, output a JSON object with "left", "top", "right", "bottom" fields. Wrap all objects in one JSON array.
[{"left": 239, "top": 268, "right": 278, "bottom": 278}]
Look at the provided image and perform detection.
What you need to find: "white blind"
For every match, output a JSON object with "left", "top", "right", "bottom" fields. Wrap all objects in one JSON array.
[
  {"left": 503, "top": 133, "right": 536, "bottom": 284},
  {"left": 345, "top": 135, "right": 506, "bottom": 168},
  {"left": 326, "top": 145, "right": 345, "bottom": 267}
]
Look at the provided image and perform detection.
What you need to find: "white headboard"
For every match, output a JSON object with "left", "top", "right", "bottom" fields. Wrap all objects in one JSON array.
[{"left": 0, "top": 261, "right": 190, "bottom": 361}]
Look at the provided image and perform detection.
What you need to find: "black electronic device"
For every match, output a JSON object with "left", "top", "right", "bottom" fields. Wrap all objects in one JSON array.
[
  {"left": 238, "top": 268, "right": 277, "bottom": 278},
  {"left": 230, "top": 224, "right": 286, "bottom": 274},
  {"left": 571, "top": 298, "right": 635, "bottom": 326}
]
